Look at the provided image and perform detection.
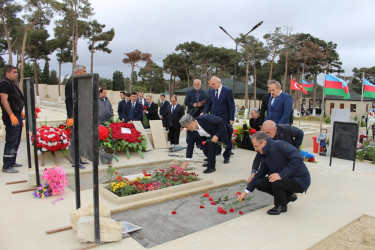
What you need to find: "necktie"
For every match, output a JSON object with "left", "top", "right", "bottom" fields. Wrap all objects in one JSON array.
[
  {"left": 172, "top": 105, "right": 175, "bottom": 114},
  {"left": 132, "top": 102, "right": 135, "bottom": 110},
  {"left": 215, "top": 89, "right": 219, "bottom": 100}
]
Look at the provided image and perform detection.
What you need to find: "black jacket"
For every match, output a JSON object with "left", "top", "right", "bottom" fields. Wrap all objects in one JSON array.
[
  {"left": 247, "top": 138, "right": 311, "bottom": 192},
  {"left": 145, "top": 102, "right": 160, "bottom": 120},
  {"left": 65, "top": 78, "right": 73, "bottom": 118},
  {"left": 186, "top": 114, "right": 232, "bottom": 158},
  {"left": 0, "top": 77, "right": 24, "bottom": 118},
  {"left": 184, "top": 88, "right": 206, "bottom": 117},
  {"left": 166, "top": 103, "right": 184, "bottom": 130},
  {"left": 252, "top": 124, "right": 304, "bottom": 173}
]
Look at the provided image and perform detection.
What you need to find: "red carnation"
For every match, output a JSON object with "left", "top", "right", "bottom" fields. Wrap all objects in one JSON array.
[
  {"left": 143, "top": 105, "right": 147, "bottom": 109},
  {"left": 203, "top": 193, "right": 209, "bottom": 197},
  {"left": 115, "top": 172, "right": 118, "bottom": 174},
  {"left": 250, "top": 128, "right": 257, "bottom": 135},
  {"left": 171, "top": 211, "right": 176, "bottom": 214},
  {"left": 239, "top": 211, "right": 243, "bottom": 215},
  {"left": 200, "top": 205, "right": 204, "bottom": 208},
  {"left": 35, "top": 107, "right": 41, "bottom": 113},
  {"left": 230, "top": 208, "right": 235, "bottom": 213},
  {"left": 209, "top": 197, "right": 213, "bottom": 201},
  {"left": 201, "top": 141, "right": 206, "bottom": 146},
  {"left": 116, "top": 176, "right": 122, "bottom": 181},
  {"left": 211, "top": 201, "right": 216, "bottom": 205}
]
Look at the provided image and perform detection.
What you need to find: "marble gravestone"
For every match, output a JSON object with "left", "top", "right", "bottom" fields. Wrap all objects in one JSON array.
[
  {"left": 133, "top": 121, "right": 153, "bottom": 151},
  {"left": 149, "top": 120, "right": 167, "bottom": 149},
  {"left": 327, "top": 109, "right": 350, "bottom": 156}
]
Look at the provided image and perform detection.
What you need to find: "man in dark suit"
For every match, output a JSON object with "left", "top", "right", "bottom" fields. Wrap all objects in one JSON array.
[
  {"left": 238, "top": 131, "right": 311, "bottom": 215},
  {"left": 202, "top": 76, "right": 235, "bottom": 161},
  {"left": 184, "top": 79, "right": 206, "bottom": 118},
  {"left": 259, "top": 81, "right": 272, "bottom": 126},
  {"left": 123, "top": 92, "right": 143, "bottom": 123},
  {"left": 165, "top": 95, "right": 184, "bottom": 146},
  {"left": 179, "top": 114, "right": 233, "bottom": 174},
  {"left": 249, "top": 120, "right": 304, "bottom": 182},
  {"left": 265, "top": 80, "right": 293, "bottom": 124},
  {"left": 118, "top": 91, "right": 126, "bottom": 121},
  {"left": 143, "top": 95, "right": 159, "bottom": 120},
  {"left": 137, "top": 91, "right": 146, "bottom": 106},
  {"left": 159, "top": 93, "right": 170, "bottom": 127}
]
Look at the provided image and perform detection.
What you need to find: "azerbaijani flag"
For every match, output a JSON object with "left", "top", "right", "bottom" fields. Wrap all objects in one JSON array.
[
  {"left": 302, "top": 79, "right": 314, "bottom": 92},
  {"left": 324, "top": 74, "right": 350, "bottom": 99},
  {"left": 363, "top": 78, "right": 375, "bottom": 99}
]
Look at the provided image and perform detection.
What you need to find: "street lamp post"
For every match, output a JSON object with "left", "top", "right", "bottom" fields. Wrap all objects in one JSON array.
[{"left": 219, "top": 21, "right": 263, "bottom": 97}]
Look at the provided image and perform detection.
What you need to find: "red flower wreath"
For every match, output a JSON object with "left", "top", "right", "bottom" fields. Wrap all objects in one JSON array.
[{"left": 109, "top": 122, "right": 142, "bottom": 143}]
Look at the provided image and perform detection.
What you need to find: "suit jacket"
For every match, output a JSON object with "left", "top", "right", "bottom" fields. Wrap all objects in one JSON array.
[
  {"left": 203, "top": 86, "right": 235, "bottom": 123},
  {"left": 159, "top": 100, "right": 170, "bottom": 117},
  {"left": 186, "top": 114, "right": 233, "bottom": 158},
  {"left": 123, "top": 100, "right": 143, "bottom": 122},
  {"left": 137, "top": 97, "right": 147, "bottom": 106},
  {"left": 265, "top": 91, "right": 293, "bottom": 124},
  {"left": 166, "top": 103, "right": 184, "bottom": 130},
  {"left": 251, "top": 124, "right": 304, "bottom": 173},
  {"left": 247, "top": 138, "right": 311, "bottom": 193},
  {"left": 259, "top": 93, "right": 270, "bottom": 125},
  {"left": 118, "top": 99, "right": 126, "bottom": 121},
  {"left": 145, "top": 102, "right": 160, "bottom": 120},
  {"left": 184, "top": 88, "right": 206, "bottom": 117}
]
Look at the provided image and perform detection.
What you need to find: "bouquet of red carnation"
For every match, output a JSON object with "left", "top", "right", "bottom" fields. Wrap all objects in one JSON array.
[{"left": 31, "top": 125, "right": 70, "bottom": 152}]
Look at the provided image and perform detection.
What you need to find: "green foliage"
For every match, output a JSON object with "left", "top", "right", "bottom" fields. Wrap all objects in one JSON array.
[
  {"left": 324, "top": 116, "right": 331, "bottom": 124},
  {"left": 99, "top": 77, "right": 112, "bottom": 90},
  {"left": 357, "top": 140, "right": 375, "bottom": 163},
  {"left": 49, "top": 69, "right": 58, "bottom": 84},
  {"left": 41, "top": 60, "right": 50, "bottom": 84},
  {"left": 354, "top": 116, "right": 358, "bottom": 121},
  {"left": 361, "top": 120, "right": 366, "bottom": 127},
  {"left": 112, "top": 70, "right": 124, "bottom": 91}
]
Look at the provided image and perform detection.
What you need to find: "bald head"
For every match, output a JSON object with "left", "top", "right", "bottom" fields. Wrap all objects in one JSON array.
[
  {"left": 261, "top": 120, "right": 277, "bottom": 138},
  {"left": 209, "top": 76, "right": 221, "bottom": 90}
]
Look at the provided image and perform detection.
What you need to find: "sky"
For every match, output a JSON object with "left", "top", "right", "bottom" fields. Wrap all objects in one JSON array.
[{"left": 43, "top": 0, "right": 375, "bottom": 84}]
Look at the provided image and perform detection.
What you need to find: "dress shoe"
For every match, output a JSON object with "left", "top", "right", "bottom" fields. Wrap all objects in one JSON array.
[
  {"left": 230, "top": 152, "right": 234, "bottom": 156},
  {"left": 72, "top": 165, "right": 86, "bottom": 169},
  {"left": 223, "top": 159, "right": 230, "bottom": 164},
  {"left": 2, "top": 167, "right": 19, "bottom": 173},
  {"left": 80, "top": 160, "right": 89, "bottom": 165},
  {"left": 267, "top": 205, "right": 287, "bottom": 215},
  {"left": 286, "top": 194, "right": 298, "bottom": 204},
  {"left": 11, "top": 163, "right": 23, "bottom": 167},
  {"left": 203, "top": 169, "right": 216, "bottom": 174},
  {"left": 202, "top": 162, "right": 208, "bottom": 167},
  {"left": 203, "top": 158, "right": 208, "bottom": 161}
]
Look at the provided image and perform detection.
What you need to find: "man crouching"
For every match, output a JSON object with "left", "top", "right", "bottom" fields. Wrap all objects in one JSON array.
[{"left": 238, "top": 131, "right": 311, "bottom": 215}]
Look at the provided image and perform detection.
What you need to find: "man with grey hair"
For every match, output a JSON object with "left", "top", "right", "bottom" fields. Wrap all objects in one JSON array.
[
  {"left": 265, "top": 80, "right": 293, "bottom": 124},
  {"left": 238, "top": 131, "right": 311, "bottom": 215},
  {"left": 202, "top": 76, "right": 235, "bottom": 161},
  {"left": 143, "top": 95, "right": 159, "bottom": 120},
  {"left": 179, "top": 114, "right": 232, "bottom": 173},
  {"left": 249, "top": 108, "right": 261, "bottom": 131},
  {"left": 184, "top": 79, "right": 206, "bottom": 118},
  {"left": 65, "top": 64, "right": 88, "bottom": 169},
  {"left": 249, "top": 120, "right": 304, "bottom": 182}
]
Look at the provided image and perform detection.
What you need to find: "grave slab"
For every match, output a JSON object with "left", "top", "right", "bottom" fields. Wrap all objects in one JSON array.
[
  {"left": 149, "top": 120, "right": 167, "bottom": 149},
  {"left": 133, "top": 121, "right": 153, "bottom": 151}
]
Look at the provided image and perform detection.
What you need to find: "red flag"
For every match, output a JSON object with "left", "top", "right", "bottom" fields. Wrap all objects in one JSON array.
[{"left": 290, "top": 78, "right": 307, "bottom": 94}]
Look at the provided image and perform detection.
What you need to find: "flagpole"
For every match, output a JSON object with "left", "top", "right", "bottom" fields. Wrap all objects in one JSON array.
[
  {"left": 319, "top": 70, "right": 326, "bottom": 154},
  {"left": 359, "top": 71, "right": 364, "bottom": 135}
]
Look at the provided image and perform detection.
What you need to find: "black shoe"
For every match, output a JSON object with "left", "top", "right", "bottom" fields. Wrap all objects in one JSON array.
[
  {"left": 223, "top": 159, "right": 230, "bottom": 164},
  {"left": 286, "top": 194, "right": 297, "bottom": 204},
  {"left": 203, "top": 169, "right": 216, "bottom": 174},
  {"left": 202, "top": 162, "right": 208, "bottom": 167},
  {"left": 80, "top": 160, "right": 89, "bottom": 165},
  {"left": 267, "top": 205, "right": 287, "bottom": 215},
  {"left": 230, "top": 152, "right": 234, "bottom": 156},
  {"left": 72, "top": 165, "right": 86, "bottom": 169},
  {"left": 2, "top": 167, "right": 19, "bottom": 173},
  {"left": 11, "top": 163, "right": 23, "bottom": 168},
  {"left": 203, "top": 158, "right": 208, "bottom": 161}
]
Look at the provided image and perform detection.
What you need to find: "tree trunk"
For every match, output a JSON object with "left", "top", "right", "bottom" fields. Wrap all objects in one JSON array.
[
  {"left": 129, "top": 63, "right": 135, "bottom": 92},
  {"left": 313, "top": 73, "right": 317, "bottom": 113},
  {"left": 33, "top": 59, "right": 39, "bottom": 97},
  {"left": 1, "top": 14, "right": 12, "bottom": 65},
  {"left": 20, "top": 25, "right": 33, "bottom": 89},
  {"left": 283, "top": 53, "right": 289, "bottom": 92},
  {"left": 244, "top": 55, "right": 250, "bottom": 109},
  {"left": 90, "top": 41, "right": 95, "bottom": 73},
  {"left": 58, "top": 57, "right": 62, "bottom": 99},
  {"left": 268, "top": 48, "right": 276, "bottom": 80},
  {"left": 185, "top": 67, "right": 190, "bottom": 89},
  {"left": 253, "top": 62, "right": 257, "bottom": 108}
]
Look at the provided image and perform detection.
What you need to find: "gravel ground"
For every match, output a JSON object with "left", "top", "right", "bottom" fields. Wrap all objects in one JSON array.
[{"left": 112, "top": 183, "right": 273, "bottom": 248}]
